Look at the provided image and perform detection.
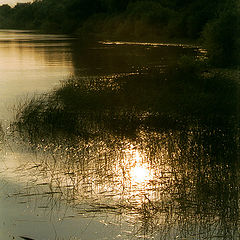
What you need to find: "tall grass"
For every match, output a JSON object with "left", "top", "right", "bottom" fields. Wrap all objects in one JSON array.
[
  {"left": 10, "top": 57, "right": 240, "bottom": 239},
  {"left": 12, "top": 57, "right": 238, "bottom": 143}
]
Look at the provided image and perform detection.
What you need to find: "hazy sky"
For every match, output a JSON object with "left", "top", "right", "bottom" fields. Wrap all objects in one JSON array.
[{"left": 0, "top": 0, "right": 32, "bottom": 6}]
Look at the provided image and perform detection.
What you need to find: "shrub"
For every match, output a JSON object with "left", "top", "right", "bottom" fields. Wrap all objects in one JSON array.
[
  {"left": 126, "top": 1, "right": 173, "bottom": 27},
  {"left": 202, "top": 10, "right": 240, "bottom": 67}
]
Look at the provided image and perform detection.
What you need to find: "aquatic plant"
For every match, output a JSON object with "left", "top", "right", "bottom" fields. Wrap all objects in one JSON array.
[
  {"left": 9, "top": 57, "right": 240, "bottom": 240},
  {"left": 12, "top": 58, "right": 238, "bottom": 143}
]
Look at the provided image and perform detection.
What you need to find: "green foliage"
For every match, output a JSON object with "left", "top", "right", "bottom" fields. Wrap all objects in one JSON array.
[
  {"left": 0, "top": 0, "right": 230, "bottom": 36},
  {"left": 126, "top": 1, "right": 173, "bottom": 25},
  {"left": 174, "top": 55, "right": 204, "bottom": 78},
  {"left": 0, "top": 0, "right": 238, "bottom": 65},
  {"left": 0, "top": 5, "right": 11, "bottom": 28},
  {"left": 202, "top": 9, "right": 240, "bottom": 67},
  {"left": 184, "top": 0, "right": 218, "bottom": 38}
]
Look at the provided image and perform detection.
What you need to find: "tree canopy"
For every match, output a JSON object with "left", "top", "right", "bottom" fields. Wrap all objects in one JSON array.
[{"left": 0, "top": 0, "right": 239, "bottom": 66}]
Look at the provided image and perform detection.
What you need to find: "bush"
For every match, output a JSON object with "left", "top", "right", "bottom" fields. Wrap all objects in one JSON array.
[
  {"left": 202, "top": 10, "right": 240, "bottom": 67},
  {"left": 127, "top": 1, "right": 173, "bottom": 27}
]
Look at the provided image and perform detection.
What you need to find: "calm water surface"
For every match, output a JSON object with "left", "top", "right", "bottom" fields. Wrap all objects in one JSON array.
[{"left": 0, "top": 30, "right": 239, "bottom": 240}]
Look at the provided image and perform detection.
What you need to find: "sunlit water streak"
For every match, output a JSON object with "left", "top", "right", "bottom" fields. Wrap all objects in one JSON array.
[{"left": 99, "top": 41, "right": 200, "bottom": 49}]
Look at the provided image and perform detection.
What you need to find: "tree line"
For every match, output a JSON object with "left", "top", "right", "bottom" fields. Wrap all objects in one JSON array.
[{"left": 0, "top": 0, "right": 239, "bottom": 66}]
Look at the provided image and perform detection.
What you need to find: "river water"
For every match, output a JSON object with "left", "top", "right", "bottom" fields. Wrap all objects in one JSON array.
[{"left": 0, "top": 30, "right": 239, "bottom": 240}]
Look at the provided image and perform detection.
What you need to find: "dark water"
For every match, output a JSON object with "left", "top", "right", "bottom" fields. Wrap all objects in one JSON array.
[{"left": 0, "top": 30, "right": 239, "bottom": 240}]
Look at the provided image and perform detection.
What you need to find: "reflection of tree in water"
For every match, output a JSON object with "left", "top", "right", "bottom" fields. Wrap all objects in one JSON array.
[
  {"left": 12, "top": 62, "right": 239, "bottom": 239},
  {"left": 70, "top": 40, "right": 195, "bottom": 76}
]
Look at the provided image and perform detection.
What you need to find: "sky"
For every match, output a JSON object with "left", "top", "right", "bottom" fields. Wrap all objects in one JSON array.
[{"left": 0, "top": 0, "right": 32, "bottom": 6}]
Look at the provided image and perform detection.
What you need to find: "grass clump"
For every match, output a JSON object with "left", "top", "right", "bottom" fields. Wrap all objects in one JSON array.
[{"left": 12, "top": 56, "right": 238, "bottom": 144}]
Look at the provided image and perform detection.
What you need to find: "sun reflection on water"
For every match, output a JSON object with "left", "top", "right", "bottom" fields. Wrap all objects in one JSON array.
[
  {"left": 130, "top": 164, "right": 151, "bottom": 183},
  {"left": 126, "top": 148, "right": 152, "bottom": 184}
]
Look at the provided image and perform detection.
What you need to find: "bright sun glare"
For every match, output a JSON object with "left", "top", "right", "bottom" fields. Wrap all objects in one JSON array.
[
  {"left": 130, "top": 164, "right": 151, "bottom": 183},
  {"left": 126, "top": 147, "right": 152, "bottom": 184}
]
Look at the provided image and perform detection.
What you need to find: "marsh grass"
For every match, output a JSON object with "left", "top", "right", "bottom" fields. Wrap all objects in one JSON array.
[
  {"left": 10, "top": 57, "right": 240, "bottom": 239},
  {"left": 12, "top": 57, "right": 238, "bottom": 143},
  {"left": 14, "top": 126, "right": 239, "bottom": 239},
  {"left": 0, "top": 121, "right": 4, "bottom": 142}
]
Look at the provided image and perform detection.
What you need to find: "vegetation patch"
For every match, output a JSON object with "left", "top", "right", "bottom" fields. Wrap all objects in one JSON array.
[
  {"left": 0, "top": 0, "right": 239, "bottom": 66},
  {"left": 12, "top": 57, "right": 238, "bottom": 144}
]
